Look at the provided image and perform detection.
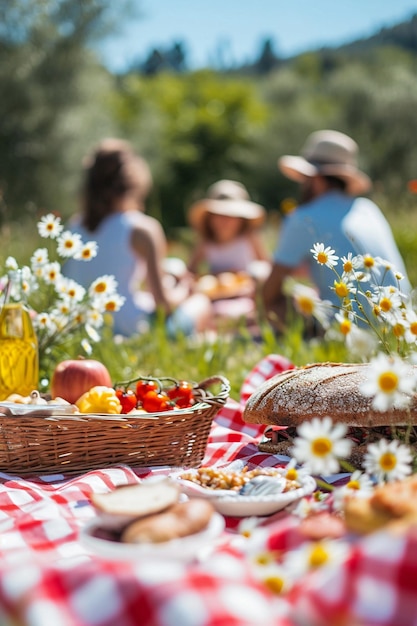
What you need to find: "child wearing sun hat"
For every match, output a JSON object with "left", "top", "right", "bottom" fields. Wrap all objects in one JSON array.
[{"left": 187, "top": 179, "right": 269, "bottom": 276}]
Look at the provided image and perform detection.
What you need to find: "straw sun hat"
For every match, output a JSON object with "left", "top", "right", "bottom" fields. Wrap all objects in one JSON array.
[
  {"left": 278, "top": 130, "right": 372, "bottom": 196},
  {"left": 188, "top": 180, "right": 266, "bottom": 232}
]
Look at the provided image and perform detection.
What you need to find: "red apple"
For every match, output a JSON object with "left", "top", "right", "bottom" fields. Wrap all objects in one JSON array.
[{"left": 51, "top": 358, "right": 112, "bottom": 404}]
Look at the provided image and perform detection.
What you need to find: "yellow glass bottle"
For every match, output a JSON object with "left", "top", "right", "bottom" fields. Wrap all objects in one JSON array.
[{"left": 0, "top": 270, "right": 39, "bottom": 400}]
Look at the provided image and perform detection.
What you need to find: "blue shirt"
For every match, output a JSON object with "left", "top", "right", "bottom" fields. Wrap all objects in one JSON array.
[{"left": 273, "top": 191, "right": 411, "bottom": 307}]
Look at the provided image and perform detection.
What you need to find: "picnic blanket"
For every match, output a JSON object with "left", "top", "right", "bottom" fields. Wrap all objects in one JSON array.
[{"left": 0, "top": 354, "right": 416, "bottom": 626}]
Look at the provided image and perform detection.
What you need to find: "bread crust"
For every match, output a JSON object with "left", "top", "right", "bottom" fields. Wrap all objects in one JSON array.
[
  {"left": 120, "top": 499, "right": 214, "bottom": 544},
  {"left": 243, "top": 362, "right": 417, "bottom": 428}
]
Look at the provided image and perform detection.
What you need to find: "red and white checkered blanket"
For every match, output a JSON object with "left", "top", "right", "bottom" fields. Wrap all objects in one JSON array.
[{"left": 0, "top": 354, "right": 416, "bottom": 626}]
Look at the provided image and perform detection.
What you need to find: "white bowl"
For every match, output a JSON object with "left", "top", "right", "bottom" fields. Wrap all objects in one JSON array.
[
  {"left": 170, "top": 472, "right": 316, "bottom": 517},
  {"left": 79, "top": 512, "right": 225, "bottom": 562}
]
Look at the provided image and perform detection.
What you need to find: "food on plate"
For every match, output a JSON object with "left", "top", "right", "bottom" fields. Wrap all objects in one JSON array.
[
  {"left": 75, "top": 386, "right": 122, "bottom": 414},
  {"left": 178, "top": 466, "right": 301, "bottom": 493},
  {"left": 343, "top": 474, "right": 417, "bottom": 535},
  {"left": 51, "top": 358, "right": 112, "bottom": 404},
  {"left": 91, "top": 478, "right": 180, "bottom": 519},
  {"left": 88, "top": 478, "right": 215, "bottom": 546},
  {"left": 121, "top": 498, "right": 215, "bottom": 544},
  {"left": 243, "top": 362, "right": 417, "bottom": 462},
  {"left": 195, "top": 271, "right": 254, "bottom": 300}
]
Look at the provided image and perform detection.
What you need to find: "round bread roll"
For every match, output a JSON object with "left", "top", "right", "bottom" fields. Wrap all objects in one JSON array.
[
  {"left": 243, "top": 362, "right": 417, "bottom": 428},
  {"left": 91, "top": 478, "right": 180, "bottom": 518},
  {"left": 121, "top": 498, "right": 214, "bottom": 544}
]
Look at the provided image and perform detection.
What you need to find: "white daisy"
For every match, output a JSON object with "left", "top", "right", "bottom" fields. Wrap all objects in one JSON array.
[
  {"left": 89, "top": 275, "right": 118, "bottom": 298},
  {"left": 250, "top": 557, "right": 292, "bottom": 595},
  {"left": 310, "top": 243, "right": 339, "bottom": 268},
  {"left": 42, "top": 261, "right": 61, "bottom": 285},
  {"left": 291, "top": 417, "right": 352, "bottom": 476},
  {"left": 363, "top": 439, "right": 412, "bottom": 483},
  {"left": 371, "top": 285, "right": 403, "bottom": 318},
  {"left": 332, "top": 470, "right": 374, "bottom": 511},
  {"left": 5, "top": 256, "right": 18, "bottom": 270},
  {"left": 74, "top": 241, "right": 98, "bottom": 261},
  {"left": 30, "top": 248, "right": 49, "bottom": 268},
  {"left": 291, "top": 283, "right": 333, "bottom": 329},
  {"left": 332, "top": 278, "right": 355, "bottom": 300},
  {"left": 345, "top": 324, "right": 378, "bottom": 360},
  {"left": 103, "top": 293, "right": 126, "bottom": 313},
  {"left": 360, "top": 353, "right": 417, "bottom": 411},
  {"left": 37, "top": 213, "right": 63, "bottom": 239},
  {"left": 402, "top": 308, "right": 417, "bottom": 345},
  {"left": 55, "top": 277, "right": 86, "bottom": 302},
  {"left": 56, "top": 231, "right": 83, "bottom": 258},
  {"left": 33, "top": 312, "right": 56, "bottom": 333},
  {"left": 282, "top": 539, "right": 349, "bottom": 578},
  {"left": 340, "top": 252, "right": 362, "bottom": 276},
  {"left": 81, "top": 338, "right": 93, "bottom": 355},
  {"left": 85, "top": 308, "right": 104, "bottom": 328}
]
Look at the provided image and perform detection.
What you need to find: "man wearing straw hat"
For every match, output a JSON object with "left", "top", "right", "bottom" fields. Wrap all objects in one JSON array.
[{"left": 263, "top": 129, "right": 411, "bottom": 332}]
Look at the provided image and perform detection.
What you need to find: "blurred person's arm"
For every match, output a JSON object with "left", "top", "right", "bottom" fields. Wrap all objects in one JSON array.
[
  {"left": 248, "top": 231, "right": 270, "bottom": 262},
  {"left": 262, "top": 262, "right": 293, "bottom": 333}
]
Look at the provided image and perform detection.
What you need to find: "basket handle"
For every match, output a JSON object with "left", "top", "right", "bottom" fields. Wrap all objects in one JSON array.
[{"left": 194, "top": 375, "right": 231, "bottom": 408}]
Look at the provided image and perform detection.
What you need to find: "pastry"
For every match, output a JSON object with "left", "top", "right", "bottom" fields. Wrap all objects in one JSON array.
[{"left": 121, "top": 498, "right": 215, "bottom": 544}]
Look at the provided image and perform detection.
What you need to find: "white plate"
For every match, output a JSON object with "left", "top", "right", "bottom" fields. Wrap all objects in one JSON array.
[
  {"left": 171, "top": 472, "right": 316, "bottom": 517},
  {"left": 79, "top": 512, "right": 225, "bottom": 562}
]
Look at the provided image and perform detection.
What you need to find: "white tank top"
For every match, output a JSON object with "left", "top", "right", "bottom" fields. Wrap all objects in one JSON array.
[{"left": 63, "top": 211, "right": 154, "bottom": 335}]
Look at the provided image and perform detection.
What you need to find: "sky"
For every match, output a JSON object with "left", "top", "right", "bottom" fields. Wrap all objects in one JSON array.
[{"left": 97, "top": 0, "right": 417, "bottom": 72}]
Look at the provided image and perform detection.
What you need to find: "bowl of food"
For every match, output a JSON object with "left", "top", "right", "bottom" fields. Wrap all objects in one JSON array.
[{"left": 170, "top": 466, "right": 316, "bottom": 517}]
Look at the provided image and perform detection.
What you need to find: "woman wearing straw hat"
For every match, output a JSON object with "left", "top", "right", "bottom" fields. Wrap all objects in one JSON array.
[
  {"left": 263, "top": 129, "right": 411, "bottom": 333},
  {"left": 187, "top": 179, "right": 269, "bottom": 276}
]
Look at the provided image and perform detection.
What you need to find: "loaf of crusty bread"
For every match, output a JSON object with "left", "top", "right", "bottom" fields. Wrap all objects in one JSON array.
[{"left": 243, "top": 362, "right": 417, "bottom": 428}]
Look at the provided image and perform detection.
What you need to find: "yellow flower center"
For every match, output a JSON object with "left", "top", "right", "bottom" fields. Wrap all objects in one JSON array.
[
  {"left": 308, "top": 544, "right": 329, "bottom": 568},
  {"left": 286, "top": 468, "right": 298, "bottom": 481},
  {"left": 255, "top": 552, "right": 275, "bottom": 566},
  {"left": 264, "top": 575, "right": 285, "bottom": 595},
  {"left": 393, "top": 323, "right": 405, "bottom": 339},
  {"left": 334, "top": 281, "right": 349, "bottom": 298},
  {"left": 379, "top": 452, "right": 397, "bottom": 472},
  {"left": 379, "top": 297, "right": 392, "bottom": 312},
  {"left": 343, "top": 261, "right": 353, "bottom": 273},
  {"left": 378, "top": 371, "right": 398, "bottom": 393},
  {"left": 105, "top": 302, "right": 116, "bottom": 312},
  {"left": 94, "top": 282, "right": 106, "bottom": 293},
  {"left": 339, "top": 319, "right": 351, "bottom": 335},
  {"left": 410, "top": 322, "right": 417, "bottom": 336},
  {"left": 296, "top": 296, "right": 314, "bottom": 316},
  {"left": 311, "top": 437, "right": 332, "bottom": 457},
  {"left": 346, "top": 479, "right": 360, "bottom": 490},
  {"left": 317, "top": 252, "right": 328, "bottom": 265},
  {"left": 82, "top": 250, "right": 91, "bottom": 259},
  {"left": 363, "top": 256, "right": 375, "bottom": 268},
  {"left": 64, "top": 240, "right": 74, "bottom": 249}
]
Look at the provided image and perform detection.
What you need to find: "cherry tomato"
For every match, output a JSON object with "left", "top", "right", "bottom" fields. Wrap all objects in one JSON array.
[
  {"left": 115, "top": 388, "right": 137, "bottom": 414},
  {"left": 135, "top": 379, "right": 159, "bottom": 401},
  {"left": 142, "top": 390, "right": 173, "bottom": 413},
  {"left": 167, "top": 380, "right": 194, "bottom": 408}
]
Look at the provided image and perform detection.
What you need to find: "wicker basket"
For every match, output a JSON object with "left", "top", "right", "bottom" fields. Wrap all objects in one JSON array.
[{"left": 0, "top": 375, "right": 230, "bottom": 475}]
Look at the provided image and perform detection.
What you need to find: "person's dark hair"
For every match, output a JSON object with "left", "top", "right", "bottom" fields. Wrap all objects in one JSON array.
[
  {"left": 81, "top": 139, "right": 152, "bottom": 232},
  {"left": 323, "top": 175, "right": 347, "bottom": 192}
]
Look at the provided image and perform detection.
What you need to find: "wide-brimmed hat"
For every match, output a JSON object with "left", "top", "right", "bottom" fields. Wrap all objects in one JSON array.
[
  {"left": 278, "top": 130, "right": 372, "bottom": 196},
  {"left": 188, "top": 180, "right": 266, "bottom": 231}
]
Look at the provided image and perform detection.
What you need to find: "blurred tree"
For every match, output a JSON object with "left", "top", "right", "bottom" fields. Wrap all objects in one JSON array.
[
  {"left": 0, "top": 0, "right": 135, "bottom": 223},
  {"left": 255, "top": 37, "right": 280, "bottom": 74},
  {"left": 110, "top": 70, "right": 268, "bottom": 232}
]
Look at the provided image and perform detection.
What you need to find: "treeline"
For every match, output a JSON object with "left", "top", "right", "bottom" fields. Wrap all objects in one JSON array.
[{"left": 1, "top": 0, "right": 417, "bottom": 236}]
